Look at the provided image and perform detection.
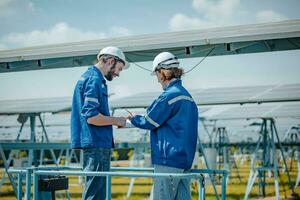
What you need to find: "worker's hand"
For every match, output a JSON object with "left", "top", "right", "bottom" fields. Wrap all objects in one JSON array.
[
  {"left": 125, "top": 109, "right": 134, "bottom": 120},
  {"left": 115, "top": 117, "right": 126, "bottom": 128}
]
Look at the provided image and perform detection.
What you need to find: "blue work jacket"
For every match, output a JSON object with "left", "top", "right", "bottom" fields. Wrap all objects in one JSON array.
[
  {"left": 131, "top": 79, "right": 198, "bottom": 169},
  {"left": 71, "top": 66, "right": 113, "bottom": 149}
]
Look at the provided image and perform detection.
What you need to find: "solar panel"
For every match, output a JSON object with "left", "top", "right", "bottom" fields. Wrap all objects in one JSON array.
[
  {"left": 1, "top": 20, "right": 300, "bottom": 73},
  {"left": 110, "top": 91, "right": 160, "bottom": 109},
  {"left": 0, "top": 97, "right": 71, "bottom": 115},
  {"left": 192, "top": 85, "right": 273, "bottom": 105},
  {"left": 110, "top": 83, "right": 300, "bottom": 109},
  {"left": 265, "top": 103, "right": 300, "bottom": 118},
  {"left": 253, "top": 83, "right": 300, "bottom": 102},
  {"left": 209, "top": 103, "right": 300, "bottom": 120},
  {"left": 0, "top": 83, "right": 299, "bottom": 115}
]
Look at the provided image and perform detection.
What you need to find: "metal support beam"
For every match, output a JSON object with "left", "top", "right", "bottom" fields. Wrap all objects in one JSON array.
[
  {"left": 0, "top": 145, "right": 18, "bottom": 196},
  {"left": 244, "top": 118, "right": 298, "bottom": 200}
]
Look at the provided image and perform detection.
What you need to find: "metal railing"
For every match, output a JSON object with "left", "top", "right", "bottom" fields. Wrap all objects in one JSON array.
[{"left": 8, "top": 166, "right": 228, "bottom": 200}]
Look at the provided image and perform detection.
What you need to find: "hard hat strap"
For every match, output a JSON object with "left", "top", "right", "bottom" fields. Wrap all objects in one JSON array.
[
  {"left": 157, "top": 61, "right": 180, "bottom": 70},
  {"left": 157, "top": 56, "right": 178, "bottom": 66}
]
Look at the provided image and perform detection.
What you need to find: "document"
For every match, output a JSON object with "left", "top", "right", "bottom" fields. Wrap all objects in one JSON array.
[{"left": 125, "top": 119, "right": 135, "bottom": 128}]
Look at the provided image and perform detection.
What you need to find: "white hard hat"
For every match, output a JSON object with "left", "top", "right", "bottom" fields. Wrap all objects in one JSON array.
[
  {"left": 152, "top": 52, "right": 180, "bottom": 75},
  {"left": 97, "top": 46, "right": 130, "bottom": 69}
]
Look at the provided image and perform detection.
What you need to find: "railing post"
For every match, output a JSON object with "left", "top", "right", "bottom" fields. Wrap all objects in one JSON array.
[
  {"left": 106, "top": 175, "right": 111, "bottom": 200},
  {"left": 33, "top": 172, "right": 39, "bottom": 200},
  {"left": 199, "top": 174, "right": 205, "bottom": 200},
  {"left": 222, "top": 172, "right": 228, "bottom": 200},
  {"left": 25, "top": 168, "right": 32, "bottom": 200},
  {"left": 17, "top": 173, "right": 23, "bottom": 200}
]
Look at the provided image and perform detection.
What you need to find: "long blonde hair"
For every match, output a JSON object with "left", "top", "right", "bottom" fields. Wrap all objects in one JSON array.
[{"left": 159, "top": 67, "right": 184, "bottom": 81}]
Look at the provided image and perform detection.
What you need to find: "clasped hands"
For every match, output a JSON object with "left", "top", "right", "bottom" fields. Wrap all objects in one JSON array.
[{"left": 115, "top": 109, "right": 134, "bottom": 128}]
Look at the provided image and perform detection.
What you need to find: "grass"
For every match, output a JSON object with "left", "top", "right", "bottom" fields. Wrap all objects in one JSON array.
[{"left": 0, "top": 159, "right": 299, "bottom": 199}]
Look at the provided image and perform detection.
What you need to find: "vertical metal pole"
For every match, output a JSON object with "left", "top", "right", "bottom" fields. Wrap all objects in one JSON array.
[
  {"left": 25, "top": 168, "right": 32, "bottom": 200},
  {"left": 33, "top": 172, "right": 39, "bottom": 200},
  {"left": 258, "top": 170, "right": 262, "bottom": 196},
  {"left": 17, "top": 173, "right": 23, "bottom": 200},
  {"left": 222, "top": 173, "right": 227, "bottom": 200},
  {"left": 79, "top": 150, "right": 84, "bottom": 184},
  {"left": 198, "top": 124, "right": 220, "bottom": 200},
  {"left": 198, "top": 143, "right": 220, "bottom": 200},
  {"left": 39, "top": 150, "right": 44, "bottom": 166},
  {"left": 244, "top": 124, "right": 263, "bottom": 200},
  {"left": 272, "top": 119, "right": 296, "bottom": 195},
  {"left": 262, "top": 119, "right": 267, "bottom": 197},
  {"left": 198, "top": 180, "right": 201, "bottom": 200},
  {"left": 270, "top": 120, "right": 280, "bottom": 200},
  {"left": 296, "top": 158, "right": 300, "bottom": 187},
  {"left": 106, "top": 175, "right": 111, "bottom": 200},
  {"left": 38, "top": 114, "right": 58, "bottom": 165},
  {"left": 66, "top": 149, "right": 70, "bottom": 166},
  {"left": 29, "top": 115, "right": 36, "bottom": 167},
  {"left": 199, "top": 174, "right": 205, "bottom": 200}
]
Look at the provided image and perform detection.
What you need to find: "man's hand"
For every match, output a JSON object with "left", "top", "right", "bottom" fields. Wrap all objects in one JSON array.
[{"left": 114, "top": 117, "right": 126, "bottom": 128}]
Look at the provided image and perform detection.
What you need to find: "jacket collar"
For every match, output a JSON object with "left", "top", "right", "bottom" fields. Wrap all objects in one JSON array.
[
  {"left": 164, "top": 78, "right": 181, "bottom": 90},
  {"left": 91, "top": 65, "right": 106, "bottom": 84}
]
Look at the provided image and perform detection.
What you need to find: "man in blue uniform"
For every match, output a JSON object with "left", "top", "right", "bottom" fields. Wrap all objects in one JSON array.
[
  {"left": 71, "top": 46, "right": 130, "bottom": 200},
  {"left": 128, "top": 52, "right": 198, "bottom": 200}
]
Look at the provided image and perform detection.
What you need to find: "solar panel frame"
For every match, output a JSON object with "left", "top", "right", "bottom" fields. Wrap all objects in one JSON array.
[
  {"left": 0, "top": 83, "right": 299, "bottom": 115},
  {"left": 110, "top": 84, "right": 300, "bottom": 109}
]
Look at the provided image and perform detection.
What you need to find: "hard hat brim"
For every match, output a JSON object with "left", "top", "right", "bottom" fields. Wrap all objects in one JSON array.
[{"left": 123, "top": 61, "right": 130, "bottom": 69}]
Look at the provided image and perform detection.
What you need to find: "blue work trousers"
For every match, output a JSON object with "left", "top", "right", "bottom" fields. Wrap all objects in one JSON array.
[
  {"left": 152, "top": 164, "right": 191, "bottom": 200},
  {"left": 82, "top": 148, "right": 111, "bottom": 200}
]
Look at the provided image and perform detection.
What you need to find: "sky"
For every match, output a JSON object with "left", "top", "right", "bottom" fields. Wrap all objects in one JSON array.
[{"left": 0, "top": 0, "right": 300, "bottom": 101}]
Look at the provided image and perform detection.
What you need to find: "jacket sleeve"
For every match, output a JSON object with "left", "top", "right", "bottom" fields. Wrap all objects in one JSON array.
[
  {"left": 81, "top": 77, "right": 101, "bottom": 119},
  {"left": 131, "top": 94, "right": 172, "bottom": 130}
]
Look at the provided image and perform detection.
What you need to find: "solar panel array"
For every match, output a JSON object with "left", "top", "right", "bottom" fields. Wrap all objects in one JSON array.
[
  {"left": 110, "top": 83, "right": 300, "bottom": 109},
  {"left": 191, "top": 85, "right": 273, "bottom": 105},
  {"left": 0, "top": 83, "right": 299, "bottom": 143},
  {"left": 0, "top": 97, "right": 71, "bottom": 115},
  {"left": 110, "top": 91, "right": 161, "bottom": 109},
  {"left": 0, "top": 83, "right": 298, "bottom": 115},
  {"left": 1, "top": 20, "right": 299, "bottom": 73},
  {"left": 209, "top": 102, "right": 300, "bottom": 120}
]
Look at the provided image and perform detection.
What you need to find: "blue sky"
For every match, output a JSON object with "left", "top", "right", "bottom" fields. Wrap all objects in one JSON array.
[{"left": 0, "top": 0, "right": 300, "bottom": 100}]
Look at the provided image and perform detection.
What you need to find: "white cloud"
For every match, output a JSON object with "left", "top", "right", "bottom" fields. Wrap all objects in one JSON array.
[
  {"left": 192, "top": 0, "right": 240, "bottom": 20},
  {"left": 170, "top": 0, "right": 241, "bottom": 31},
  {"left": 0, "top": 22, "right": 132, "bottom": 49},
  {"left": 170, "top": 13, "right": 213, "bottom": 31},
  {"left": 256, "top": 10, "right": 287, "bottom": 23},
  {"left": 170, "top": 1, "right": 288, "bottom": 32}
]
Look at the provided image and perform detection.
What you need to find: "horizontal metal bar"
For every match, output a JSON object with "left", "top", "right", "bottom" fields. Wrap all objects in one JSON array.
[
  {"left": 8, "top": 169, "right": 27, "bottom": 174},
  {"left": 35, "top": 170, "right": 203, "bottom": 179},
  {"left": 0, "top": 143, "right": 70, "bottom": 150},
  {"left": 8, "top": 166, "right": 228, "bottom": 176}
]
